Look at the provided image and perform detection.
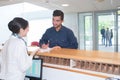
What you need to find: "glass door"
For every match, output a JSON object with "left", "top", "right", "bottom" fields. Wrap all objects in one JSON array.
[
  {"left": 79, "top": 13, "right": 93, "bottom": 50},
  {"left": 85, "top": 16, "right": 93, "bottom": 50},
  {"left": 97, "top": 12, "right": 115, "bottom": 52},
  {"left": 118, "top": 10, "right": 120, "bottom": 52}
]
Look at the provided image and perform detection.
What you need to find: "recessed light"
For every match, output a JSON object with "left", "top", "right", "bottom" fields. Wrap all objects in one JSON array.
[{"left": 62, "top": 4, "right": 69, "bottom": 7}]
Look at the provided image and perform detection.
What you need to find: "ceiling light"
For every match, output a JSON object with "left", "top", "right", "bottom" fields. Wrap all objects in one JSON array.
[{"left": 62, "top": 4, "right": 69, "bottom": 7}]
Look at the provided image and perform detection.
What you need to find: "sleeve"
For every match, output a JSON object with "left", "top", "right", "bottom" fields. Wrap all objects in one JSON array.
[
  {"left": 67, "top": 30, "right": 78, "bottom": 49},
  {"left": 39, "top": 30, "right": 49, "bottom": 47},
  {"left": 16, "top": 42, "right": 33, "bottom": 72}
]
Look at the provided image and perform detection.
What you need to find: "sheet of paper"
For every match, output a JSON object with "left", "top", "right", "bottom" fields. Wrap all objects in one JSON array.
[
  {"left": 27, "top": 46, "right": 40, "bottom": 52},
  {"left": 40, "top": 47, "right": 52, "bottom": 53},
  {"left": 28, "top": 46, "right": 52, "bottom": 53}
]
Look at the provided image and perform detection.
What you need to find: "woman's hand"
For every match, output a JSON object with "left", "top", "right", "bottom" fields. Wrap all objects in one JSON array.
[{"left": 30, "top": 48, "right": 40, "bottom": 56}]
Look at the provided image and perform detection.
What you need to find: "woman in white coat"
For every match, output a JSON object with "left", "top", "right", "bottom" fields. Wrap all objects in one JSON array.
[{"left": 0, "top": 17, "right": 38, "bottom": 80}]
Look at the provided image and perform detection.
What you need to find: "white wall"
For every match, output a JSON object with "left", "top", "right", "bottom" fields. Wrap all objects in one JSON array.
[
  {"left": 0, "top": 3, "right": 24, "bottom": 44},
  {"left": 64, "top": 13, "right": 79, "bottom": 39},
  {"left": 0, "top": 3, "right": 52, "bottom": 45}
]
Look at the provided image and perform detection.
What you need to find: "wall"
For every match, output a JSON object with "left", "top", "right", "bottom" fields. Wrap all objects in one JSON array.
[
  {"left": 0, "top": 3, "right": 24, "bottom": 44},
  {"left": 64, "top": 13, "right": 79, "bottom": 39},
  {"left": 0, "top": 3, "right": 52, "bottom": 44}
]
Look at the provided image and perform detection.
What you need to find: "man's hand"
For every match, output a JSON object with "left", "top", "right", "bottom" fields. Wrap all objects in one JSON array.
[
  {"left": 41, "top": 44, "right": 49, "bottom": 49},
  {"left": 53, "top": 46, "right": 61, "bottom": 50}
]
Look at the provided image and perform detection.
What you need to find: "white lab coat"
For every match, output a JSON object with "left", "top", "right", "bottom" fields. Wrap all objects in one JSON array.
[{"left": 0, "top": 35, "right": 33, "bottom": 80}]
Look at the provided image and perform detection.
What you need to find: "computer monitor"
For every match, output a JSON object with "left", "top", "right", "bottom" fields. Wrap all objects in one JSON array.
[{"left": 25, "top": 58, "right": 43, "bottom": 80}]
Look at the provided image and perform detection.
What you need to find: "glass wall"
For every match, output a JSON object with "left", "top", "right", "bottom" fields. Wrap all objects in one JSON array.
[
  {"left": 97, "top": 12, "right": 115, "bottom": 52},
  {"left": 79, "top": 13, "right": 93, "bottom": 50},
  {"left": 118, "top": 10, "right": 120, "bottom": 52},
  {"left": 79, "top": 10, "right": 120, "bottom": 52}
]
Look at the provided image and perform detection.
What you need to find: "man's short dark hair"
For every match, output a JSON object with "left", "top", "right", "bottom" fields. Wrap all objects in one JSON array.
[{"left": 53, "top": 10, "right": 64, "bottom": 20}]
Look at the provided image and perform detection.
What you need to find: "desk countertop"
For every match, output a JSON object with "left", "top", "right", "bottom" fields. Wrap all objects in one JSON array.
[{"left": 35, "top": 48, "right": 120, "bottom": 65}]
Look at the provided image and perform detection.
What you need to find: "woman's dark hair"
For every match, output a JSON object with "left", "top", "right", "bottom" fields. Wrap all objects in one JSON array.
[
  {"left": 8, "top": 17, "right": 28, "bottom": 33},
  {"left": 53, "top": 10, "right": 64, "bottom": 20}
]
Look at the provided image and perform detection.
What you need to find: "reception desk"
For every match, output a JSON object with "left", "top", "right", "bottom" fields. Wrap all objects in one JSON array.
[
  {"left": 29, "top": 48, "right": 120, "bottom": 79},
  {"left": 1, "top": 47, "right": 120, "bottom": 80}
]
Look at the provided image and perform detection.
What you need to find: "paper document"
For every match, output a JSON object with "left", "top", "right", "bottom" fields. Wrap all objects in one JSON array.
[
  {"left": 27, "top": 46, "right": 52, "bottom": 53},
  {"left": 27, "top": 46, "right": 40, "bottom": 52},
  {"left": 39, "top": 48, "right": 52, "bottom": 53}
]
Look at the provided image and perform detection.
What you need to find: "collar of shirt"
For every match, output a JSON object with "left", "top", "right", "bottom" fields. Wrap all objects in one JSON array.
[
  {"left": 12, "top": 33, "right": 27, "bottom": 46},
  {"left": 52, "top": 25, "right": 65, "bottom": 32}
]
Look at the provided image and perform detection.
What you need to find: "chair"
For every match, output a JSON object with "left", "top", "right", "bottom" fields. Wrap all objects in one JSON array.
[{"left": 31, "top": 41, "right": 39, "bottom": 47}]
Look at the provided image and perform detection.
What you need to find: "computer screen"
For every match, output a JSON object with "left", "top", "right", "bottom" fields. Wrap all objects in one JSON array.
[{"left": 25, "top": 58, "right": 43, "bottom": 80}]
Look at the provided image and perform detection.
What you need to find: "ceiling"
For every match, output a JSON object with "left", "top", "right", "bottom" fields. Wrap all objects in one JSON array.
[{"left": 0, "top": 0, "right": 120, "bottom": 13}]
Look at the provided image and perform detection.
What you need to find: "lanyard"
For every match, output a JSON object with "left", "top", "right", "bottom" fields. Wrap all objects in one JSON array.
[{"left": 12, "top": 33, "right": 27, "bottom": 46}]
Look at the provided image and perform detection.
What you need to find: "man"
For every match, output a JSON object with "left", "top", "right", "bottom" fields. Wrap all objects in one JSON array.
[
  {"left": 109, "top": 29, "right": 113, "bottom": 46},
  {"left": 39, "top": 10, "right": 78, "bottom": 49},
  {"left": 105, "top": 28, "right": 110, "bottom": 47},
  {"left": 100, "top": 26, "right": 105, "bottom": 45}
]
